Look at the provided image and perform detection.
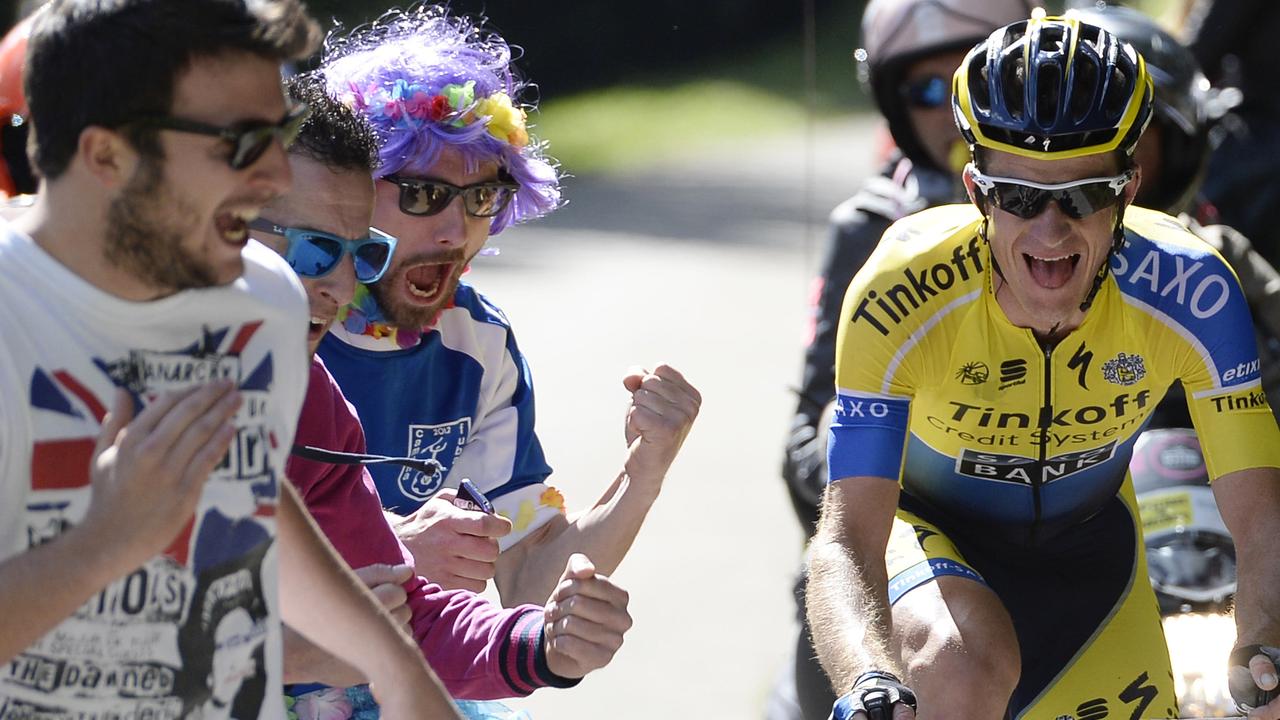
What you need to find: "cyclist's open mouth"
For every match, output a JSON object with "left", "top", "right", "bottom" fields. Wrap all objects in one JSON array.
[
  {"left": 1024, "top": 252, "right": 1080, "bottom": 290},
  {"left": 404, "top": 262, "right": 455, "bottom": 305}
]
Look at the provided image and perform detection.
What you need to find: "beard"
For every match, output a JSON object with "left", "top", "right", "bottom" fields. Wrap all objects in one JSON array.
[
  {"left": 104, "top": 155, "right": 221, "bottom": 293},
  {"left": 367, "top": 247, "right": 468, "bottom": 329}
]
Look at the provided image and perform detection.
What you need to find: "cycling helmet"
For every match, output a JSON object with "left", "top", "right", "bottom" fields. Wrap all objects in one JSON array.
[
  {"left": 1131, "top": 429, "right": 1236, "bottom": 613},
  {"left": 857, "top": 0, "right": 1039, "bottom": 171},
  {"left": 0, "top": 15, "right": 34, "bottom": 197},
  {"left": 1068, "top": 4, "right": 1211, "bottom": 214},
  {"left": 952, "top": 11, "right": 1155, "bottom": 161}
]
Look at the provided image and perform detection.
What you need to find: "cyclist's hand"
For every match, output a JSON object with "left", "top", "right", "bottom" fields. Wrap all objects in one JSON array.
[
  {"left": 621, "top": 364, "right": 701, "bottom": 486},
  {"left": 831, "top": 672, "right": 917, "bottom": 720},
  {"left": 543, "top": 553, "right": 631, "bottom": 679},
  {"left": 84, "top": 383, "right": 241, "bottom": 573},
  {"left": 391, "top": 492, "right": 511, "bottom": 594},
  {"left": 1229, "top": 644, "right": 1280, "bottom": 718},
  {"left": 353, "top": 563, "right": 414, "bottom": 636}
]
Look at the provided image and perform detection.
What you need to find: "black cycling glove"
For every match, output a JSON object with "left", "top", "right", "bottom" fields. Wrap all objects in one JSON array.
[{"left": 830, "top": 671, "right": 917, "bottom": 720}]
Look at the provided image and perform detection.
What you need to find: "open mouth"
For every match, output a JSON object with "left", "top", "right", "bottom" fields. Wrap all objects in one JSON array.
[
  {"left": 404, "top": 262, "right": 455, "bottom": 305},
  {"left": 215, "top": 209, "right": 259, "bottom": 246},
  {"left": 1023, "top": 252, "right": 1081, "bottom": 290}
]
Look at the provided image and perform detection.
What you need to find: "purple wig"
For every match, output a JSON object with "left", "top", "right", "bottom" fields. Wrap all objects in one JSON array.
[{"left": 319, "top": 5, "right": 561, "bottom": 234}]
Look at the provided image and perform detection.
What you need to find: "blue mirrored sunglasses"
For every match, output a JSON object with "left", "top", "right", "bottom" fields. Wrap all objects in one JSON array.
[
  {"left": 249, "top": 220, "right": 397, "bottom": 283},
  {"left": 900, "top": 75, "right": 950, "bottom": 109}
]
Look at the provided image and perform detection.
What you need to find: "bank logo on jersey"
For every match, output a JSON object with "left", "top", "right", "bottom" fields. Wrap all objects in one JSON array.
[
  {"left": 1102, "top": 352, "right": 1146, "bottom": 386},
  {"left": 956, "top": 442, "right": 1118, "bottom": 485},
  {"left": 399, "top": 417, "right": 472, "bottom": 500}
]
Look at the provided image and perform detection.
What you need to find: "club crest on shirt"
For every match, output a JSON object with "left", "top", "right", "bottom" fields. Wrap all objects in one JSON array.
[
  {"left": 399, "top": 418, "right": 472, "bottom": 500},
  {"left": 1102, "top": 352, "right": 1146, "bottom": 386}
]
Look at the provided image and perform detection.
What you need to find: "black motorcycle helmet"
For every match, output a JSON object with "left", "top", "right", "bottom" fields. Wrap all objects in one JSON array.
[{"left": 1068, "top": 4, "right": 1213, "bottom": 214}]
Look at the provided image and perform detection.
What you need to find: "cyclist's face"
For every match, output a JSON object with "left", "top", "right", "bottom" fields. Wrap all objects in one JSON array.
[
  {"left": 968, "top": 149, "right": 1139, "bottom": 337},
  {"left": 367, "top": 147, "right": 494, "bottom": 329},
  {"left": 256, "top": 155, "right": 374, "bottom": 354}
]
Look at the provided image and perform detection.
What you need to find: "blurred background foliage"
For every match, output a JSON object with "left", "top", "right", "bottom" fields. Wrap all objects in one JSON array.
[{"left": 1, "top": 0, "right": 1185, "bottom": 171}]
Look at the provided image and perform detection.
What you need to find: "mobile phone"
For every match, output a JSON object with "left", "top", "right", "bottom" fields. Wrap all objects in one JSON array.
[{"left": 453, "top": 478, "right": 495, "bottom": 514}]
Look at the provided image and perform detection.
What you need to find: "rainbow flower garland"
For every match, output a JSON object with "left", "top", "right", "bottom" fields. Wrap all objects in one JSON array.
[{"left": 339, "top": 79, "right": 529, "bottom": 148}]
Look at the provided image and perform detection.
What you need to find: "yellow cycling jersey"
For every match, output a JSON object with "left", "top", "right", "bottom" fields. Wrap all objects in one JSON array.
[{"left": 830, "top": 204, "right": 1280, "bottom": 543}]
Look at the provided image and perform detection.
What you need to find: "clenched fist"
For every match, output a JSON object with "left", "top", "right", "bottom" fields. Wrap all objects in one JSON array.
[{"left": 543, "top": 554, "right": 632, "bottom": 679}]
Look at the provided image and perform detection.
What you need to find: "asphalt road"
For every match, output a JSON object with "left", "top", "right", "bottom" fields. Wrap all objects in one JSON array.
[{"left": 468, "top": 115, "right": 879, "bottom": 719}]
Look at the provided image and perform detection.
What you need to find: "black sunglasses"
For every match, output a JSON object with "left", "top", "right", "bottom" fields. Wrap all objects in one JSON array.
[
  {"left": 382, "top": 174, "right": 520, "bottom": 218},
  {"left": 132, "top": 102, "right": 311, "bottom": 170},
  {"left": 900, "top": 75, "right": 949, "bottom": 109},
  {"left": 968, "top": 165, "right": 1134, "bottom": 220}
]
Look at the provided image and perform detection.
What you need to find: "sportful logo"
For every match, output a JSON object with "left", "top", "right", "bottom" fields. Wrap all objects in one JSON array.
[
  {"left": 849, "top": 236, "right": 985, "bottom": 336},
  {"left": 1101, "top": 352, "right": 1146, "bottom": 386},
  {"left": 956, "top": 361, "right": 989, "bottom": 386},
  {"left": 999, "top": 359, "right": 1027, "bottom": 390}
]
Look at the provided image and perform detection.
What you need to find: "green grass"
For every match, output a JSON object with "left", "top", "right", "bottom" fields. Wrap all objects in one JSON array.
[
  {"left": 530, "top": 1, "right": 868, "bottom": 174},
  {"left": 531, "top": 80, "right": 811, "bottom": 174}
]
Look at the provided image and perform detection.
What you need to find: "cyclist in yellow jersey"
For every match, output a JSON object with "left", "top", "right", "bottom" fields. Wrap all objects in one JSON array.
[{"left": 805, "top": 11, "right": 1280, "bottom": 720}]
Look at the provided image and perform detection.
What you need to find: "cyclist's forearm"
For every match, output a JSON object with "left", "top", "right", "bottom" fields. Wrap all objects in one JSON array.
[
  {"left": 1213, "top": 467, "right": 1280, "bottom": 646},
  {"left": 496, "top": 472, "right": 656, "bottom": 606},
  {"left": 805, "top": 531, "right": 902, "bottom": 693}
]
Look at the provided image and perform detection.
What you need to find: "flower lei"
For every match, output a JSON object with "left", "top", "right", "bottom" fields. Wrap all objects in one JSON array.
[
  {"left": 341, "top": 79, "right": 530, "bottom": 148},
  {"left": 336, "top": 284, "right": 426, "bottom": 349}
]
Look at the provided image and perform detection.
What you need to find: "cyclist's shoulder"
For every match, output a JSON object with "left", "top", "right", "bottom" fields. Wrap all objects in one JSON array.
[
  {"left": 859, "top": 204, "right": 985, "bottom": 275},
  {"left": 1111, "top": 207, "right": 1252, "bottom": 344},
  {"left": 1114, "top": 207, "right": 1241, "bottom": 302}
]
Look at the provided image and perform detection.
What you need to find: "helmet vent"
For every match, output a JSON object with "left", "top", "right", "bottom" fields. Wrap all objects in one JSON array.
[
  {"left": 1035, "top": 63, "right": 1062, "bottom": 127},
  {"left": 1069, "top": 54, "right": 1099, "bottom": 123},
  {"left": 1102, "top": 65, "right": 1132, "bottom": 120},
  {"left": 1000, "top": 56, "right": 1025, "bottom": 121},
  {"left": 970, "top": 55, "right": 992, "bottom": 113}
]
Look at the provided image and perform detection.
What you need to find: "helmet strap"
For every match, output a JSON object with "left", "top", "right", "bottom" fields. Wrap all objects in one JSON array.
[{"left": 1078, "top": 204, "right": 1127, "bottom": 313}]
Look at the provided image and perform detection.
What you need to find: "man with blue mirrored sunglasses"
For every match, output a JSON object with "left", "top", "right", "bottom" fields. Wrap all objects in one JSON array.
[{"left": 250, "top": 219, "right": 396, "bottom": 285}]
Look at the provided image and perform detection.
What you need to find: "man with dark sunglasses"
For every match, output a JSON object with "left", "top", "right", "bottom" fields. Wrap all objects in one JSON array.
[
  {"left": 807, "top": 12, "right": 1280, "bottom": 720},
  {"left": 260, "top": 75, "right": 632, "bottom": 715},
  {"left": 314, "top": 6, "right": 701, "bottom": 611},
  {"left": 772, "top": 2, "right": 1038, "bottom": 718},
  {"left": 0, "top": 2, "right": 462, "bottom": 719}
]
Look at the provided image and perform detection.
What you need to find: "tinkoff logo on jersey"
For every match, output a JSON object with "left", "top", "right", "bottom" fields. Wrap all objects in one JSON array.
[
  {"left": 1102, "top": 352, "right": 1146, "bottom": 386},
  {"left": 957, "top": 441, "right": 1118, "bottom": 485},
  {"left": 399, "top": 418, "right": 472, "bottom": 500},
  {"left": 849, "top": 236, "right": 984, "bottom": 337}
]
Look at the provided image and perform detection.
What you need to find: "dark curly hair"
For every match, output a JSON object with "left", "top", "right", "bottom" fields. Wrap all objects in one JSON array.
[{"left": 286, "top": 73, "right": 379, "bottom": 173}]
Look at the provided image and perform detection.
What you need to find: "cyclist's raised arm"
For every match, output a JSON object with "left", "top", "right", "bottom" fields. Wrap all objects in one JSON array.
[{"left": 806, "top": 474, "right": 905, "bottom": 693}]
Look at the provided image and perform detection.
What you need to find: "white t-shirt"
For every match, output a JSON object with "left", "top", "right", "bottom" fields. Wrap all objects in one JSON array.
[{"left": 0, "top": 226, "right": 308, "bottom": 720}]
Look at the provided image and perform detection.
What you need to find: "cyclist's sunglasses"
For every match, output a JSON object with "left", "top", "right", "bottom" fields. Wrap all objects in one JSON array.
[
  {"left": 249, "top": 219, "right": 397, "bottom": 284},
  {"left": 900, "top": 74, "right": 949, "bottom": 109},
  {"left": 382, "top": 174, "right": 520, "bottom": 218},
  {"left": 133, "top": 102, "right": 311, "bottom": 170},
  {"left": 968, "top": 165, "right": 1134, "bottom": 220}
]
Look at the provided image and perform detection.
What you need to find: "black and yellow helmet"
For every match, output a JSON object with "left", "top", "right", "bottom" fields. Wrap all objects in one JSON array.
[{"left": 952, "top": 11, "right": 1155, "bottom": 160}]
